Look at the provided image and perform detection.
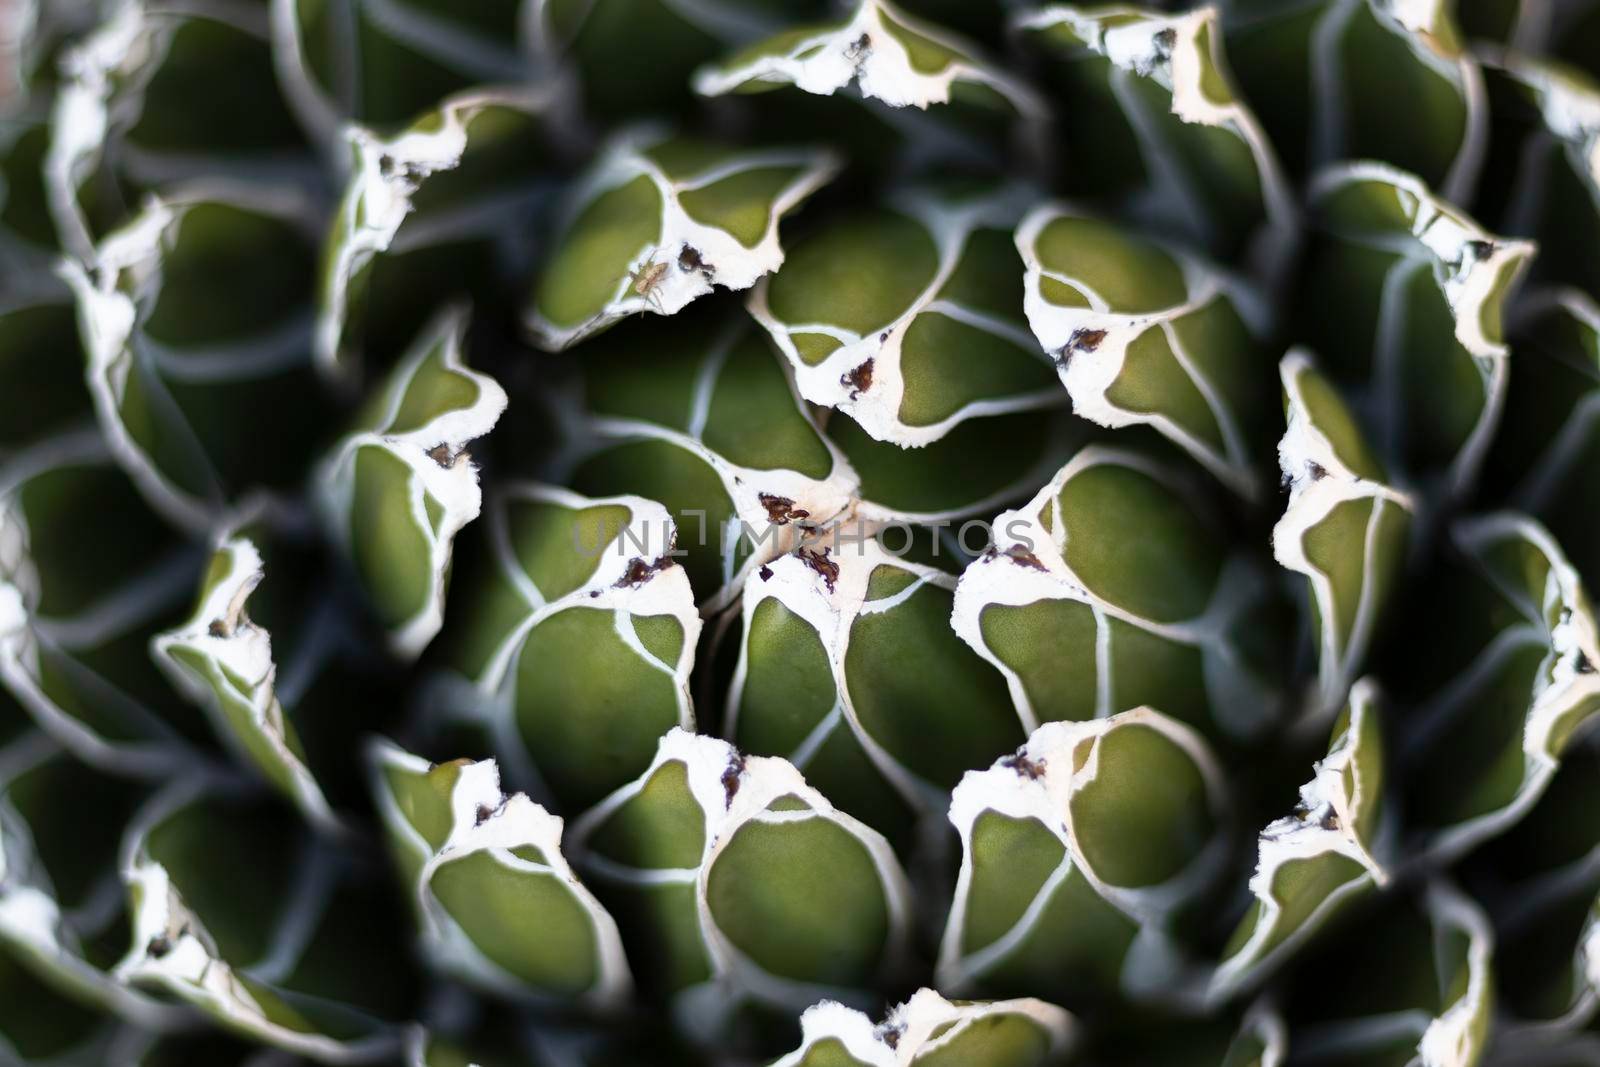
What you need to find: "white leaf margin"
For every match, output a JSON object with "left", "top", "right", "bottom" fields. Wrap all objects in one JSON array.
[
  {"left": 0, "top": 430, "right": 197, "bottom": 776},
  {"left": 466, "top": 484, "right": 701, "bottom": 797},
  {"left": 1209, "top": 677, "right": 1390, "bottom": 1001},
  {"left": 1273, "top": 349, "right": 1415, "bottom": 722},
  {"left": 569, "top": 728, "right": 914, "bottom": 1043},
  {"left": 951, "top": 444, "right": 1279, "bottom": 740},
  {"left": 746, "top": 182, "right": 1061, "bottom": 447},
  {"left": 526, "top": 128, "right": 840, "bottom": 351},
  {"left": 691, "top": 0, "right": 1046, "bottom": 116},
  {"left": 937, "top": 708, "right": 1232, "bottom": 997},
  {"left": 770, "top": 988, "right": 1076, "bottom": 1067},
  {"left": 316, "top": 85, "right": 556, "bottom": 380},
  {"left": 149, "top": 534, "right": 338, "bottom": 833},
  {"left": 59, "top": 180, "right": 321, "bottom": 533},
  {"left": 1015, "top": 202, "right": 1267, "bottom": 498},
  {"left": 1015, "top": 4, "right": 1296, "bottom": 269},
  {"left": 117, "top": 778, "right": 403, "bottom": 1064},
  {"left": 726, "top": 534, "right": 972, "bottom": 818},
  {"left": 0, "top": 731, "right": 187, "bottom": 1033},
  {"left": 317, "top": 305, "right": 507, "bottom": 659},
  {"left": 368, "top": 738, "right": 634, "bottom": 1011}
]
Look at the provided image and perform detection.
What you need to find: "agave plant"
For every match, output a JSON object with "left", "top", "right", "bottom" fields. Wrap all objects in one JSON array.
[{"left": 4, "top": 0, "right": 1600, "bottom": 1064}]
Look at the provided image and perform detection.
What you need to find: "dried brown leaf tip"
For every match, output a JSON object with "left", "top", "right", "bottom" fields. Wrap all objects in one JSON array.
[
  {"left": 1004, "top": 546, "right": 1047, "bottom": 571},
  {"left": 798, "top": 546, "right": 840, "bottom": 592},
  {"left": 721, "top": 755, "right": 746, "bottom": 807},
  {"left": 759, "top": 493, "right": 811, "bottom": 525},
  {"left": 1001, "top": 751, "right": 1046, "bottom": 780},
  {"left": 841, "top": 358, "right": 874, "bottom": 398},
  {"left": 678, "top": 244, "right": 712, "bottom": 276},
  {"left": 1057, "top": 328, "right": 1106, "bottom": 365},
  {"left": 614, "top": 554, "right": 673, "bottom": 588}
]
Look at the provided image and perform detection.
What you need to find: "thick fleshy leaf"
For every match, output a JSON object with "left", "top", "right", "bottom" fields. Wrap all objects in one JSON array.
[
  {"left": 0, "top": 733, "right": 183, "bottom": 1033},
  {"left": 728, "top": 533, "right": 1023, "bottom": 841},
  {"left": 951, "top": 445, "right": 1283, "bottom": 744},
  {"left": 150, "top": 535, "right": 335, "bottom": 830},
  {"left": 46, "top": 0, "right": 311, "bottom": 259},
  {"left": 271, "top": 0, "right": 527, "bottom": 143},
  {"left": 769, "top": 988, "right": 1075, "bottom": 1066},
  {"left": 569, "top": 729, "right": 912, "bottom": 1041},
  {"left": 1015, "top": 202, "right": 1273, "bottom": 497},
  {"left": 1219, "top": 0, "right": 1485, "bottom": 200},
  {"left": 1074, "top": 999, "right": 1287, "bottom": 1066},
  {"left": 1212, "top": 679, "right": 1389, "bottom": 1000},
  {"left": 1017, "top": 4, "right": 1294, "bottom": 267},
  {"left": 1299, "top": 163, "right": 1534, "bottom": 498},
  {"left": 1462, "top": 741, "right": 1600, "bottom": 1039},
  {"left": 118, "top": 783, "right": 415, "bottom": 1062},
  {"left": 61, "top": 185, "right": 332, "bottom": 531},
  {"left": 368, "top": 738, "right": 632, "bottom": 1008},
  {"left": 559, "top": 307, "right": 860, "bottom": 609},
  {"left": 1397, "top": 514, "right": 1600, "bottom": 862},
  {"left": 318, "top": 86, "right": 564, "bottom": 380},
  {"left": 747, "top": 183, "right": 1060, "bottom": 446},
  {"left": 1276, "top": 883, "right": 1493, "bottom": 1067},
  {"left": 1477, "top": 54, "right": 1600, "bottom": 300},
  {"left": 0, "top": 431, "right": 205, "bottom": 774},
  {"left": 938, "top": 708, "right": 1229, "bottom": 1002},
  {"left": 1478, "top": 290, "right": 1600, "bottom": 595},
  {"left": 440, "top": 484, "right": 701, "bottom": 811},
  {"left": 531, "top": 0, "right": 824, "bottom": 121},
  {"left": 1274, "top": 350, "right": 1414, "bottom": 720},
  {"left": 526, "top": 131, "right": 838, "bottom": 350},
  {"left": 0, "top": 296, "right": 89, "bottom": 457},
  {"left": 692, "top": 0, "right": 1045, "bottom": 116},
  {"left": 318, "top": 307, "right": 506, "bottom": 658}
]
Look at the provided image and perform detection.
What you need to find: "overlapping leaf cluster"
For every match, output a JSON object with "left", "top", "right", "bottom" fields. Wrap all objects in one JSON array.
[{"left": 3, "top": 0, "right": 1600, "bottom": 1064}]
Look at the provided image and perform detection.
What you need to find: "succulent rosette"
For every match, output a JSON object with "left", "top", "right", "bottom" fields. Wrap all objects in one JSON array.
[{"left": 3, "top": 1, "right": 1600, "bottom": 1065}]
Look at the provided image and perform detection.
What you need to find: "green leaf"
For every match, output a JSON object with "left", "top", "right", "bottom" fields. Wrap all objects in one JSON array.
[
  {"left": 1300, "top": 163, "right": 1534, "bottom": 498},
  {"left": 569, "top": 729, "right": 911, "bottom": 1041},
  {"left": 118, "top": 783, "right": 414, "bottom": 1060},
  {"left": 441, "top": 484, "right": 701, "bottom": 812},
  {"left": 693, "top": 0, "right": 1044, "bottom": 116},
  {"left": 768, "top": 989, "right": 1075, "bottom": 1066},
  {"left": 563, "top": 308, "right": 859, "bottom": 609},
  {"left": 951, "top": 445, "right": 1282, "bottom": 743},
  {"left": 938, "top": 708, "right": 1228, "bottom": 1000},
  {"left": 319, "top": 308, "right": 506, "bottom": 658},
  {"left": 368, "top": 738, "right": 633, "bottom": 1007},
  {"left": 1222, "top": 0, "right": 1483, "bottom": 200},
  {"left": 1402, "top": 514, "right": 1600, "bottom": 860},
  {"left": 1015, "top": 204, "right": 1273, "bottom": 497},
  {"left": 749, "top": 184, "right": 1060, "bottom": 446},
  {"left": 527, "top": 131, "right": 838, "bottom": 350},
  {"left": 151, "top": 535, "right": 336, "bottom": 830},
  {"left": 318, "top": 87, "right": 561, "bottom": 379},
  {"left": 1274, "top": 350, "right": 1414, "bottom": 719},
  {"left": 1016, "top": 5, "right": 1293, "bottom": 265},
  {"left": 729, "top": 534, "right": 1022, "bottom": 840},
  {"left": 0, "top": 433, "right": 204, "bottom": 775},
  {"left": 61, "top": 190, "right": 330, "bottom": 531},
  {"left": 1212, "top": 680, "right": 1388, "bottom": 999},
  {"left": 0, "top": 736, "right": 182, "bottom": 1032}
]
